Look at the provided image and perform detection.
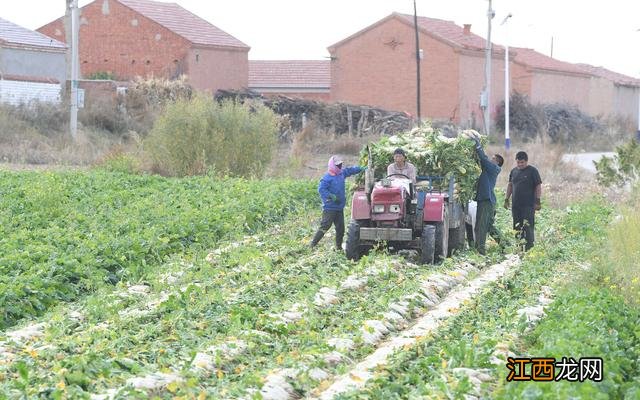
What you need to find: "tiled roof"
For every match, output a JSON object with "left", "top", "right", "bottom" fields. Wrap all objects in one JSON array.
[
  {"left": 118, "top": 0, "right": 249, "bottom": 49},
  {"left": 329, "top": 13, "right": 502, "bottom": 53},
  {"left": 0, "top": 17, "right": 66, "bottom": 50},
  {"left": 576, "top": 63, "right": 640, "bottom": 87},
  {"left": 249, "top": 60, "right": 330, "bottom": 89},
  {"left": 511, "top": 47, "right": 588, "bottom": 76},
  {"left": 0, "top": 74, "right": 60, "bottom": 84},
  {"left": 396, "top": 13, "right": 503, "bottom": 52}
]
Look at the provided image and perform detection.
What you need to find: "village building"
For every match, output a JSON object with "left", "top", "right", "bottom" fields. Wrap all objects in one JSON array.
[
  {"left": 38, "top": 0, "right": 249, "bottom": 93},
  {"left": 0, "top": 17, "right": 66, "bottom": 104}
]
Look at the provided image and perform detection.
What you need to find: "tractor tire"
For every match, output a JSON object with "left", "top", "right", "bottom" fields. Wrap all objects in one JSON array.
[
  {"left": 420, "top": 225, "right": 436, "bottom": 265},
  {"left": 448, "top": 212, "right": 466, "bottom": 256},
  {"left": 345, "top": 220, "right": 365, "bottom": 261},
  {"left": 434, "top": 219, "right": 449, "bottom": 261}
]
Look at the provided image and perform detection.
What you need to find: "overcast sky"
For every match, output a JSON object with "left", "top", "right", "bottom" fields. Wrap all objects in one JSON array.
[{"left": 4, "top": 0, "right": 640, "bottom": 78}]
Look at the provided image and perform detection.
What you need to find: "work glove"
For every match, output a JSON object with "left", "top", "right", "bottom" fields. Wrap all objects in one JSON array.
[
  {"left": 534, "top": 198, "right": 542, "bottom": 211},
  {"left": 503, "top": 198, "right": 510, "bottom": 210},
  {"left": 329, "top": 194, "right": 338, "bottom": 203}
]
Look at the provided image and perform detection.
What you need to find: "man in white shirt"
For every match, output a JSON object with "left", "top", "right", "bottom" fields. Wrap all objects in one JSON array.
[{"left": 387, "top": 148, "right": 417, "bottom": 183}]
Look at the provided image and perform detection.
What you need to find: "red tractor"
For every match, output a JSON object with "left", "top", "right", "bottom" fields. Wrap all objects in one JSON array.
[{"left": 345, "top": 153, "right": 465, "bottom": 264}]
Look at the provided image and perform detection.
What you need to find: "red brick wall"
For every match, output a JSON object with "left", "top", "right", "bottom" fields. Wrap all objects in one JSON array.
[
  {"left": 38, "top": 0, "right": 192, "bottom": 81},
  {"left": 587, "top": 76, "right": 614, "bottom": 117},
  {"left": 510, "top": 62, "right": 533, "bottom": 97},
  {"left": 184, "top": 47, "right": 248, "bottom": 93},
  {"left": 330, "top": 17, "right": 461, "bottom": 122},
  {"left": 457, "top": 52, "right": 506, "bottom": 130},
  {"left": 530, "top": 71, "right": 590, "bottom": 110},
  {"left": 77, "top": 79, "right": 129, "bottom": 101},
  {"left": 330, "top": 18, "right": 449, "bottom": 119},
  {"left": 613, "top": 85, "right": 639, "bottom": 126}
]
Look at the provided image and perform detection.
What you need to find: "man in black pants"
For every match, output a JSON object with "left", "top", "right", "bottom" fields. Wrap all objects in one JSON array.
[{"left": 504, "top": 151, "right": 542, "bottom": 251}]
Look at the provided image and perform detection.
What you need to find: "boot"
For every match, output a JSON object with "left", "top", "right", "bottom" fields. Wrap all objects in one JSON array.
[{"left": 310, "top": 229, "right": 325, "bottom": 248}]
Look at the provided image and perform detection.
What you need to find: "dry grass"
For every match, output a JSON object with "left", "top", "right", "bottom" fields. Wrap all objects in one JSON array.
[
  {"left": 0, "top": 106, "right": 139, "bottom": 166},
  {"left": 599, "top": 188, "right": 640, "bottom": 305},
  {"left": 277, "top": 120, "right": 381, "bottom": 179}
]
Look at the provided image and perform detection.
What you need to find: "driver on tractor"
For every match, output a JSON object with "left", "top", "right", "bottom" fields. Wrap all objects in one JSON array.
[{"left": 387, "top": 148, "right": 417, "bottom": 184}]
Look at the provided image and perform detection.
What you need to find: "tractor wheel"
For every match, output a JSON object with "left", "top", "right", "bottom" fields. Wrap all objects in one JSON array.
[
  {"left": 434, "top": 219, "right": 449, "bottom": 261},
  {"left": 420, "top": 225, "right": 436, "bottom": 265},
  {"left": 448, "top": 212, "right": 466, "bottom": 256},
  {"left": 345, "top": 220, "right": 366, "bottom": 261}
]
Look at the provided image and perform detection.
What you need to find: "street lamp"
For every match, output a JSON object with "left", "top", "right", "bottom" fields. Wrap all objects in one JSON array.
[
  {"left": 636, "top": 29, "right": 640, "bottom": 142},
  {"left": 501, "top": 13, "right": 512, "bottom": 150},
  {"left": 69, "top": 0, "right": 79, "bottom": 141},
  {"left": 482, "top": 0, "right": 495, "bottom": 136},
  {"left": 413, "top": 0, "right": 422, "bottom": 123}
]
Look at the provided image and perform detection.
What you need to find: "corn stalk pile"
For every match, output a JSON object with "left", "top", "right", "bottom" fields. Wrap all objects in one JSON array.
[{"left": 357, "top": 123, "right": 485, "bottom": 204}]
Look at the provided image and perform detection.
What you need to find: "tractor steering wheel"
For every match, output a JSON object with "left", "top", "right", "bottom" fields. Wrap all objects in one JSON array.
[{"left": 386, "top": 173, "right": 411, "bottom": 180}]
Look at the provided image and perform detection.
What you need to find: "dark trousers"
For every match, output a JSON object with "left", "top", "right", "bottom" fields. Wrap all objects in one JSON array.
[
  {"left": 512, "top": 206, "right": 535, "bottom": 251},
  {"left": 475, "top": 200, "right": 502, "bottom": 254},
  {"left": 310, "top": 210, "right": 345, "bottom": 249}
]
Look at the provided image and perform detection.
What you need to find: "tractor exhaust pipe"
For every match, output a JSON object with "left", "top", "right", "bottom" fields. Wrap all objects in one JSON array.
[{"left": 365, "top": 144, "right": 374, "bottom": 196}]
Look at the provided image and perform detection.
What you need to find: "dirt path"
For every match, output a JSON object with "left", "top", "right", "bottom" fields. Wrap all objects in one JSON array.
[{"left": 561, "top": 152, "right": 615, "bottom": 173}]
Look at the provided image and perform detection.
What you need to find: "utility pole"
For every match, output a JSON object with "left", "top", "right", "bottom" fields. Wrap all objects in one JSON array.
[
  {"left": 482, "top": 0, "right": 495, "bottom": 135},
  {"left": 69, "top": 0, "right": 79, "bottom": 140},
  {"left": 501, "top": 13, "right": 512, "bottom": 150},
  {"left": 413, "top": 0, "right": 422, "bottom": 123}
]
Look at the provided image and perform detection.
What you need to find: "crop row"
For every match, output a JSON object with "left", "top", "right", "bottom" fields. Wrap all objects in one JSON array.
[
  {"left": 0, "top": 170, "right": 316, "bottom": 329},
  {"left": 335, "top": 199, "right": 615, "bottom": 399},
  {"left": 0, "top": 204, "right": 486, "bottom": 399}
]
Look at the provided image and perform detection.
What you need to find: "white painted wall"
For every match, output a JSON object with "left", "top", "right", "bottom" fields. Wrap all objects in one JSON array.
[{"left": 0, "top": 79, "right": 61, "bottom": 105}]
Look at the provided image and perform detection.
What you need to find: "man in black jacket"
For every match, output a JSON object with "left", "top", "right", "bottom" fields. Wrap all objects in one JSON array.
[{"left": 504, "top": 151, "right": 542, "bottom": 251}]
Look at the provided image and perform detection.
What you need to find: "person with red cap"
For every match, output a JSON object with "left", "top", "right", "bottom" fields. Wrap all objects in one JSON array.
[{"left": 310, "top": 155, "right": 365, "bottom": 251}]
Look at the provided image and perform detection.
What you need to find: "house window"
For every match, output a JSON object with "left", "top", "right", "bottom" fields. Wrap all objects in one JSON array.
[{"left": 195, "top": 53, "right": 199, "bottom": 63}]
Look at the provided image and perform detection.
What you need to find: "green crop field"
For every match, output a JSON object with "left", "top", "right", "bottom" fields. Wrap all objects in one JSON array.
[{"left": 0, "top": 170, "right": 638, "bottom": 400}]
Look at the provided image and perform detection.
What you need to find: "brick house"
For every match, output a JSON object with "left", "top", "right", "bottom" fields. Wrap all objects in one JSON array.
[
  {"left": 0, "top": 17, "right": 66, "bottom": 104},
  {"left": 510, "top": 47, "right": 592, "bottom": 110},
  {"left": 249, "top": 60, "right": 330, "bottom": 101},
  {"left": 328, "top": 12, "right": 506, "bottom": 128},
  {"left": 576, "top": 63, "right": 640, "bottom": 126},
  {"left": 37, "top": 0, "right": 249, "bottom": 93},
  {"left": 510, "top": 48, "right": 639, "bottom": 128}
]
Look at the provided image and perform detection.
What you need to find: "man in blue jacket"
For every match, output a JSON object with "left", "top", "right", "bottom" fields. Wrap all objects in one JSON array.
[
  {"left": 470, "top": 135, "right": 504, "bottom": 255},
  {"left": 310, "top": 155, "right": 365, "bottom": 251}
]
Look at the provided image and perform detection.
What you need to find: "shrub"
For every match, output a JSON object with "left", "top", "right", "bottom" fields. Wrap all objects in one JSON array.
[
  {"left": 595, "top": 139, "right": 640, "bottom": 187},
  {"left": 495, "top": 92, "right": 603, "bottom": 145},
  {"left": 79, "top": 96, "right": 128, "bottom": 134},
  {"left": 145, "top": 96, "right": 279, "bottom": 177},
  {"left": 94, "top": 145, "right": 141, "bottom": 174},
  {"left": 86, "top": 71, "right": 119, "bottom": 80},
  {"left": 2, "top": 100, "right": 67, "bottom": 135},
  {"left": 124, "top": 75, "right": 193, "bottom": 135},
  {"left": 601, "top": 197, "right": 640, "bottom": 305}
]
